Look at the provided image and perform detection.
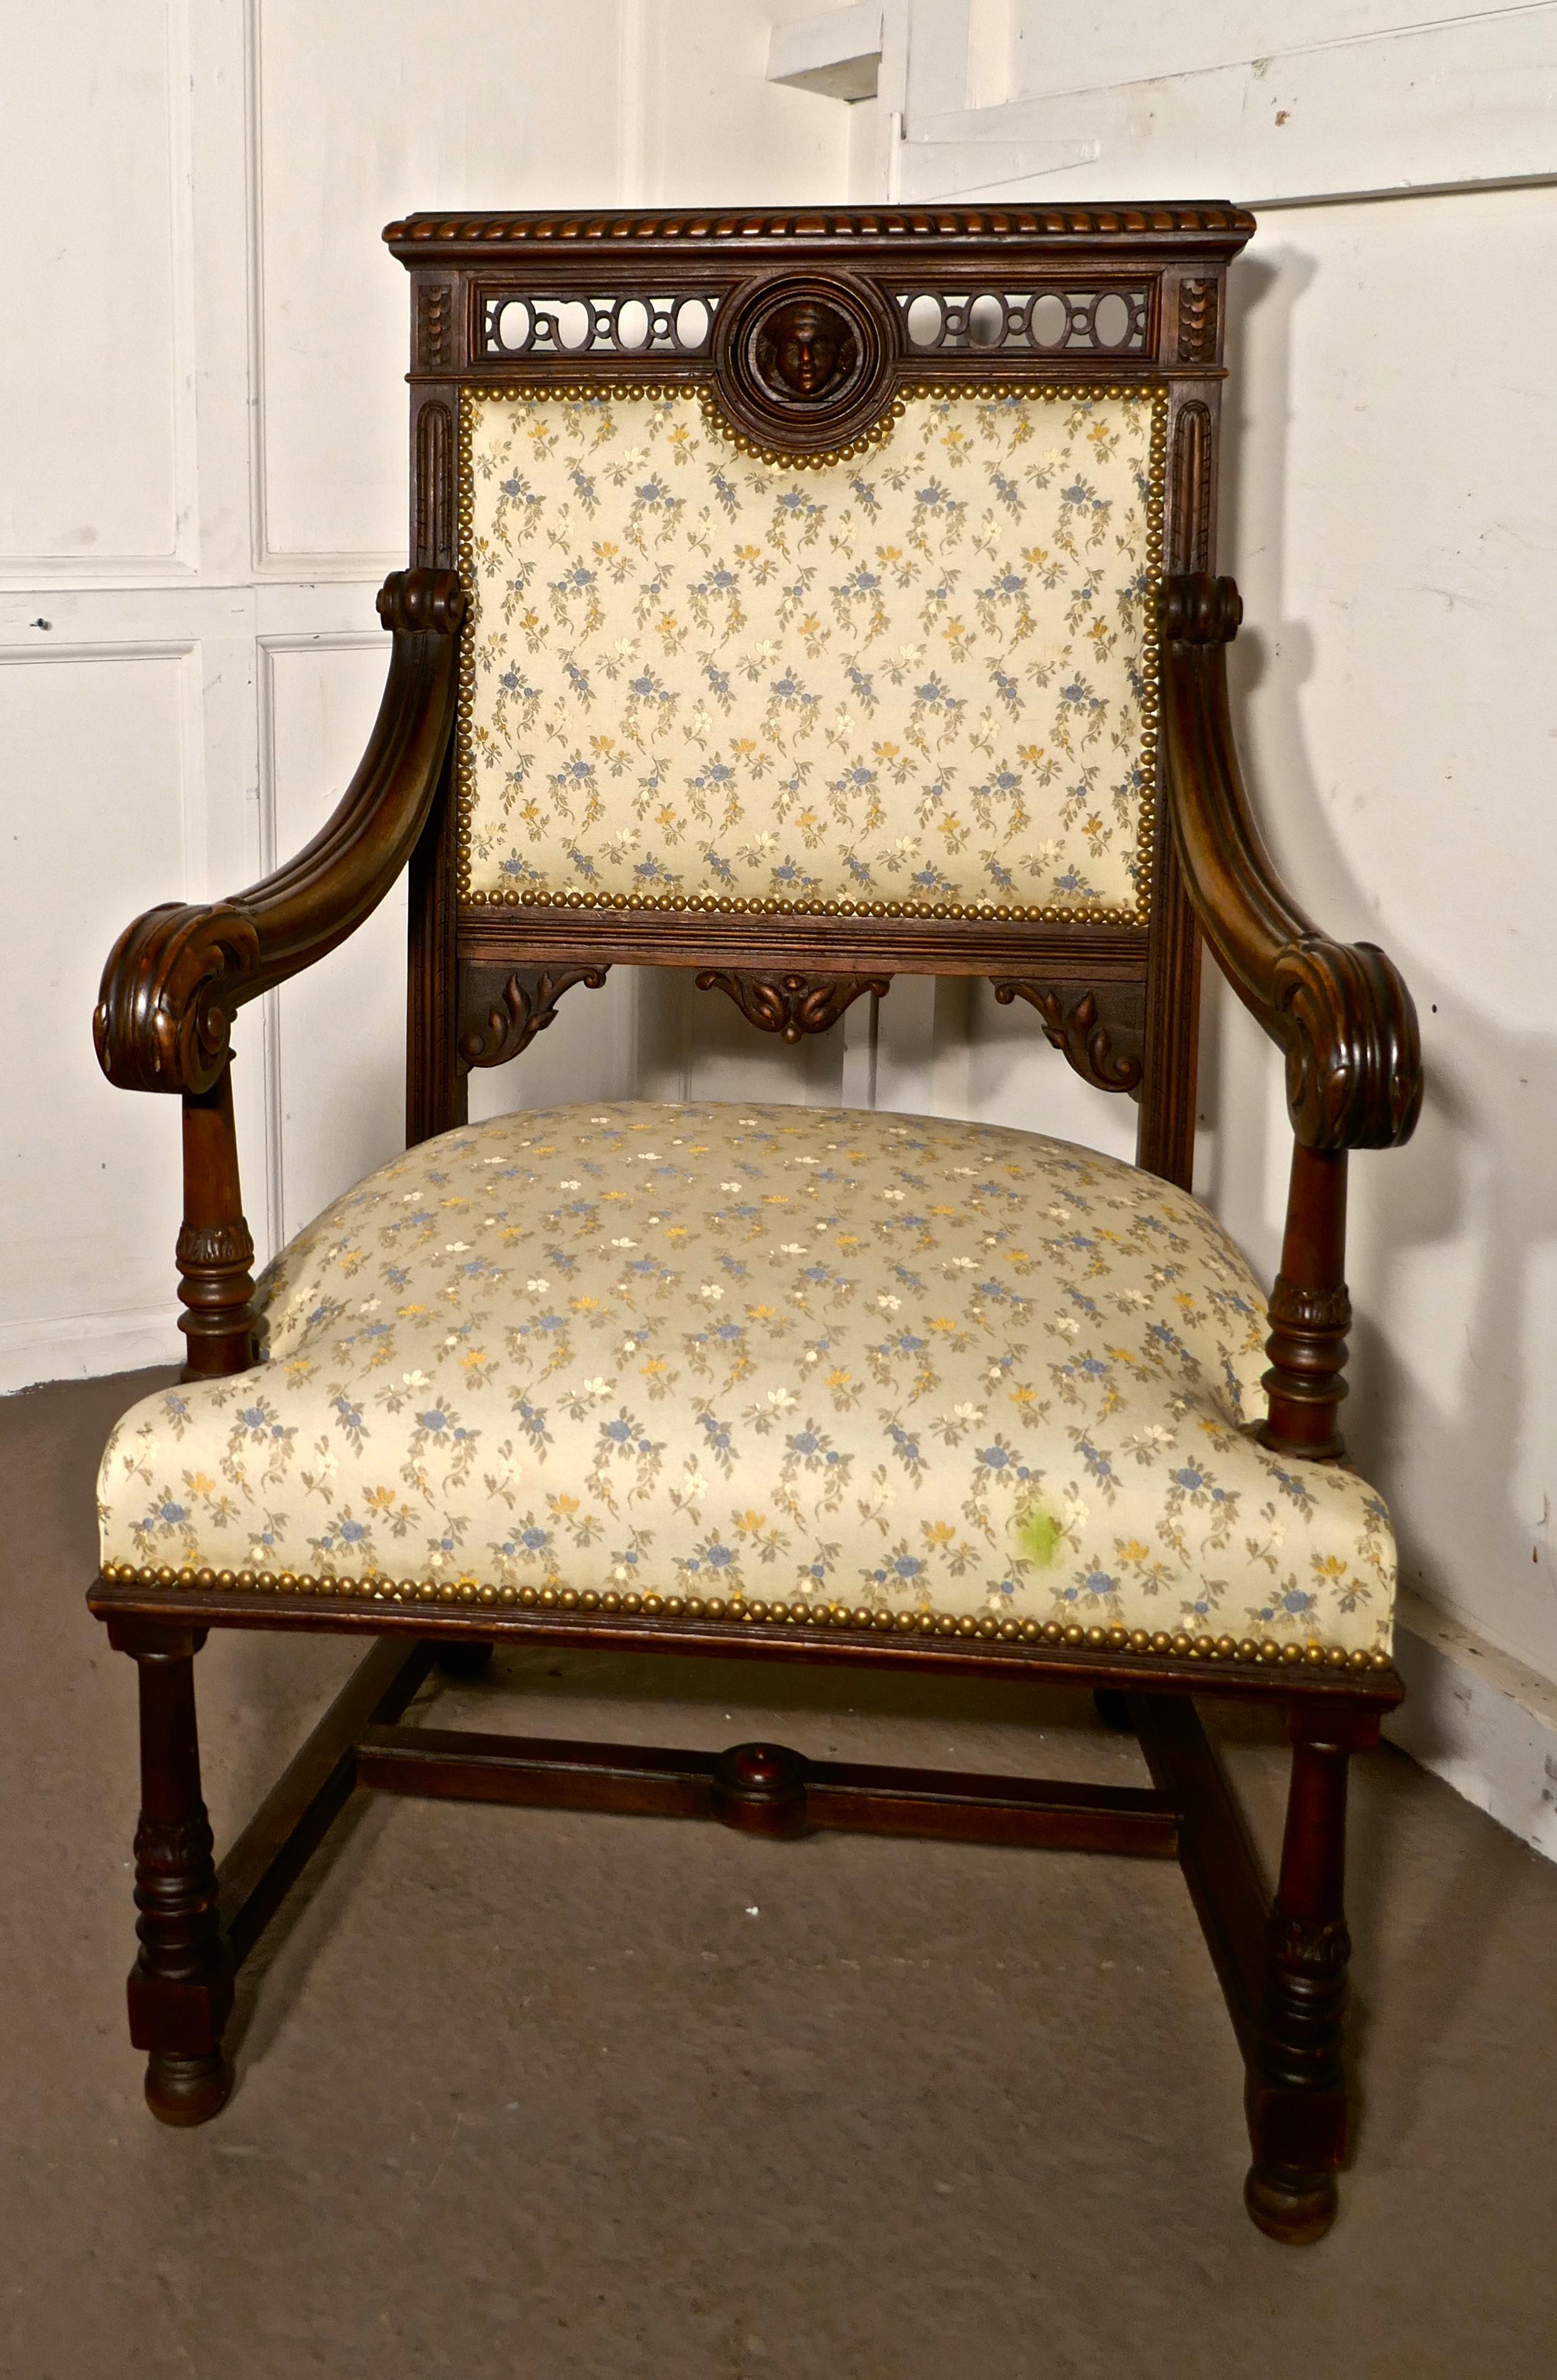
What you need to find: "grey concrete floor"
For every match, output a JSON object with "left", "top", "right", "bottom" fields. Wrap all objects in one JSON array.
[{"left": 4, "top": 1367, "right": 1557, "bottom": 2379}]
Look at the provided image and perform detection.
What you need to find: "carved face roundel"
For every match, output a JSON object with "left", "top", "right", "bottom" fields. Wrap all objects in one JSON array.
[
  {"left": 753, "top": 297, "right": 859, "bottom": 404},
  {"left": 716, "top": 276, "right": 891, "bottom": 455}
]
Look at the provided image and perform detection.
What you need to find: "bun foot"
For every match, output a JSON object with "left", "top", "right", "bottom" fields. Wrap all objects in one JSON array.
[
  {"left": 145, "top": 2051, "right": 231, "bottom": 2127},
  {"left": 1243, "top": 2164, "right": 1338, "bottom": 2245}
]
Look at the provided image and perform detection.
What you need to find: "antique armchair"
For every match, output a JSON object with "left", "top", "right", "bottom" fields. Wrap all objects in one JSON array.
[{"left": 89, "top": 203, "right": 1420, "bottom": 2246}]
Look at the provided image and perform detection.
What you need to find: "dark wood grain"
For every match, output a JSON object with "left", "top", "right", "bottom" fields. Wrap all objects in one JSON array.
[
  {"left": 693, "top": 967, "right": 889, "bottom": 1043},
  {"left": 458, "top": 910, "right": 1151, "bottom": 976},
  {"left": 992, "top": 977, "right": 1146, "bottom": 1094},
  {"left": 1160, "top": 572, "right": 1422, "bottom": 1155},
  {"left": 1243, "top": 1715, "right": 1371, "bottom": 2244},
  {"left": 1160, "top": 569, "right": 1423, "bottom": 1452},
  {"left": 175, "top": 1066, "right": 256, "bottom": 1378},
  {"left": 456, "top": 962, "right": 609, "bottom": 1067},
  {"left": 90, "top": 1570, "right": 1402, "bottom": 1713},
  {"left": 97, "top": 569, "right": 464, "bottom": 1100},
  {"left": 407, "top": 730, "right": 468, "bottom": 1143},
  {"left": 355, "top": 1723, "right": 1180, "bottom": 1856},
  {"left": 384, "top": 202, "right": 1257, "bottom": 261},
  {"left": 118, "top": 1626, "right": 233, "bottom": 2125}
]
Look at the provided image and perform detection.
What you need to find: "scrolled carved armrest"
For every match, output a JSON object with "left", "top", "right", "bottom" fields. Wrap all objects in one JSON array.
[
  {"left": 94, "top": 566, "right": 465, "bottom": 1096},
  {"left": 95, "top": 903, "right": 261, "bottom": 1095},
  {"left": 1160, "top": 572, "right": 1422, "bottom": 1152}
]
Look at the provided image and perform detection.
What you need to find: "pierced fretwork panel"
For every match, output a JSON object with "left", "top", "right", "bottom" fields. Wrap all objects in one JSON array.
[
  {"left": 482, "top": 292, "right": 721, "bottom": 359},
  {"left": 896, "top": 288, "right": 1150, "bottom": 357}
]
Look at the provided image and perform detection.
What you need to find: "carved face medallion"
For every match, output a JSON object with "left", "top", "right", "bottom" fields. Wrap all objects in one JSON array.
[
  {"left": 753, "top": 296, "right": 859, "bottom": 405},
  {"left": 716, "top": 275, "right": 891, "bottom": 457}
]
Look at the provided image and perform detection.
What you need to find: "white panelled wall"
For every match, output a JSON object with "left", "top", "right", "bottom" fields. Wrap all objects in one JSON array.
[
  {"left": 826, "top": 0, "right": 1557, "bottom": 1850},
  {"left": 0, "top": 0, "right": 851, "bottom": 1391},
  {"left": 4, "top": 0, "right": 1554, "bottom": 1850}
]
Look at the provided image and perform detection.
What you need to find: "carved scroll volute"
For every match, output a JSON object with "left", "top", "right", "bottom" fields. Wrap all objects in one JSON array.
[
  {"left": 1161, "top": 572, "right": 1243, "bottom": 647},
  {"left": 457, "top": 966, "right": 609, "bottom": 1066},
  {"left": 1159, "top": 572, "right": 1422, "bottom": 1156},
  {"left": 374, "top": 567, "right": 464, "bottom": 638},
  {"left": 1272, "top": 938, "right": 1422, "bottom": 1154},
  {"left": 695, "top": 970, "right": 889, "bottom": 1044},
  {"left": 95, "top": 904, "right": 260, "bottom": 1096},
  {"left": 991, "top": 979, "right": 1146, "bottom": 1095},
  {"left": 95, "top": 567, "right": 464, "bottom": 1101}
]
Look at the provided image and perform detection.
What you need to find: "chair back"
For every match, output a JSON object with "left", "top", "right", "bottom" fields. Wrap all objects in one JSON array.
[{"left": 384, "top": 204, "right": 1255, "bottom": 1183}]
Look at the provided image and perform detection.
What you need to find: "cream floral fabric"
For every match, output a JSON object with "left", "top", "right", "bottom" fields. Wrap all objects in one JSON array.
[
  {"left": 462, "top": 389, "right": 1160, "bottom": 919},
  {"left": 99, "top": 1103, "right": 1393, "bottom": 1654}
]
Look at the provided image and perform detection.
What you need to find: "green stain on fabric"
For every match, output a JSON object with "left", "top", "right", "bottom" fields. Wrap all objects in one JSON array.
[{"left": 1015, "top": 1504, "right": 1062, "bottom": 1567}]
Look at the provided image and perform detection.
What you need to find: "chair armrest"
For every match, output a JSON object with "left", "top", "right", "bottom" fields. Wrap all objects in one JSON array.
[
  {"left": 94, "top": 567, "right": 464, "bottom": 1095},
  {"left": 1160, "top": 574, "right": 1422, "bottom": 1152}
]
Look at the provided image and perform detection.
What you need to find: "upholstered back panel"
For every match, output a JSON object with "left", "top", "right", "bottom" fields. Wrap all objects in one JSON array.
[{"left": 459, "top": 384, "right": 1163, "bottom": 924}]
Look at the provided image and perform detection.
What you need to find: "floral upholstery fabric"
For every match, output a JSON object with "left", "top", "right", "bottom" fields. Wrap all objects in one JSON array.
[
  {"left": 98, "top": 1103, "right": 1393, "bottom": 1656},
  {"left": 461, "top": 389, "right": 1161, "bottom": 920}
]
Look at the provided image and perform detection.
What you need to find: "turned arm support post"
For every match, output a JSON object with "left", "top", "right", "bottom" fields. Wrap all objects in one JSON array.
[
  {"left": 93, "top": 569, "right": 465, "bottom": 1381},
  {"left": 1160, "top": 575, "right": 1423, "bottom": 1460},
  {"left": 177, "top": 1066, "right": 257, "bottom": 1379}
]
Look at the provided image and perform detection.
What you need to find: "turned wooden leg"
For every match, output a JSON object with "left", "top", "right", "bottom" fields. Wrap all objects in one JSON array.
[
  {"left": 1244, "top": 1725, "right": 1354, "bottom": 2243},
  {"left": 1262, "top": 1142, "right": 1351, "bottom": 1462},
  {"left": 120, "top": 1626, "right": 234, "bottom": 2125}
]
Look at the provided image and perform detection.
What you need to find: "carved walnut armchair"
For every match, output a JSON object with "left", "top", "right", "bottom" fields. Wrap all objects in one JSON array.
[{"left": 90, "top": 204, "right": 1419, "bottom": 2245}]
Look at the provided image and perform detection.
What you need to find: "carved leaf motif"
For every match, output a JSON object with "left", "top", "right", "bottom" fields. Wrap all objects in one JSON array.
[
  {"left": 990, "top": 979, "right": 1146, "bottom": 1094},
  {"left": 1268, "top": 1280, "right": 1351, "bottom": 1334},
  {"left": 1269, "top": 1910, "right": 1352, "bottom": 1979},
  {"left": 133, "top": 1812, "right": 218, "bottom": 1878},
  {"left": 694, "top": 970, "right": 889, "bottom": 1044},
  {"left": 458, "top": 966, "right": 609, "bottom": 1066},
  {"left": 176, "top": 1221, "right": 256, "bottom": 1274}
]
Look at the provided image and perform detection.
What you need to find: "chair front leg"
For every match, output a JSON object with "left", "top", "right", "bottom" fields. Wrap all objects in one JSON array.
[
  {"left": 112, "top": 1620, "right": 234, "bottom": 2124},
  {"left": 1244, "top": 1718, "right": 1365, "bottom": 2243}
]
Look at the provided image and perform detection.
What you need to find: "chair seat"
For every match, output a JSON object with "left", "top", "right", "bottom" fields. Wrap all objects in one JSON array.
[{"left": 98, "top": 1102, "right": 1395, "bottom": 1656}]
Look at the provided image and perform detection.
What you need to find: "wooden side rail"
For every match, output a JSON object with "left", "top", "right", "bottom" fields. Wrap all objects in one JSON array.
[
  {"left": 1160, "top": 573, "right": 1425, "bottom": 1457},
  {"left": 355, "top": 1725, "right": 1180, "bottom": 1856},
  {"left": 91, "top": 567, "right": 464, "bottom": 1377}
]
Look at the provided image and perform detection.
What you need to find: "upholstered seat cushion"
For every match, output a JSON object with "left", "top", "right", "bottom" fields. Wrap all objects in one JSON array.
[{"left": 98, "top": 1102, "right": 1394, "bottom": 1656}]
